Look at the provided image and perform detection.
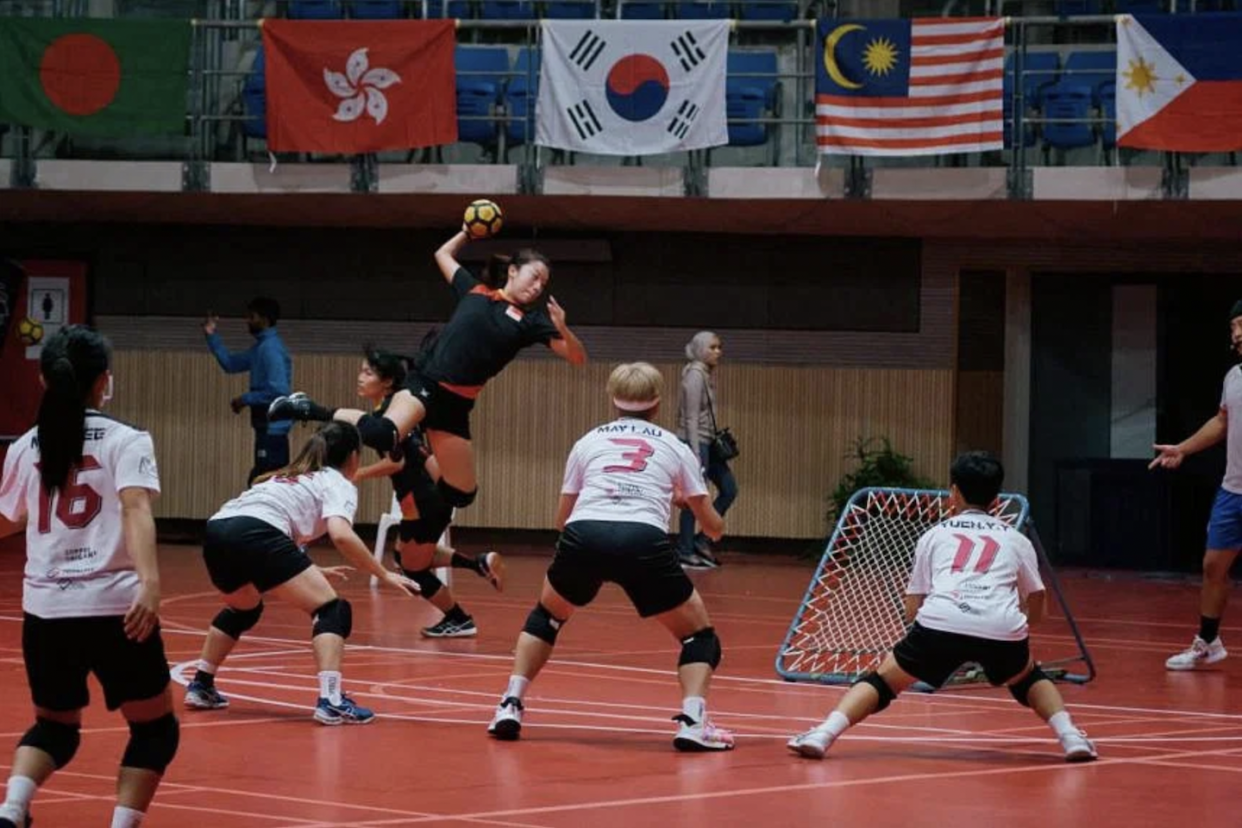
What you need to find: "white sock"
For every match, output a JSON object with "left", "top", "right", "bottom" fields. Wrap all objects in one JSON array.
[
  {"left": 0, "top": 774, "right": 37, "bottom": 820},
  {"left": 319, "top": 670, "right": 342, "bottom": 705},
  {"left": 197, "top": 659, "right": 217, "bottom": 675},
  {"left": 1047, "top": 710, "right": 1077, "bottom": 738},
  {"left": 504, "top": 675, "right": 530, "bottom": 702},
  {"left": 681, "top": 696, "right": 707, "bottom": 724},
  {"left": 111, "top": 804, "right": 145, "bottom": 828},
  {"left": 819, "top": 710, "right": 851, "bottom": 737}
]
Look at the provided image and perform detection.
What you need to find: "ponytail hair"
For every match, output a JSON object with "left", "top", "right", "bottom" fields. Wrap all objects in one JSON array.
[
  {"left": 37, "top": 325, "right": 111, "bottom": 494},
  {"left": 257, "top": 421, "right": 360, "bottom": 484}
]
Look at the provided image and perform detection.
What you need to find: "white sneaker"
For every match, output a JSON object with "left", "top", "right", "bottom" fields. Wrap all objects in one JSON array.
[
  {"left": 1165, "top": 636, "right": 1227, "bottom": 671},
  {"left": 786, "top": 727, "right": 835, "bottom": 759},
  {"left": 672, "top": 715, "right": 735, "bottom": 752},
  {"left": 1060, "top": 729, "right": 1098, "bottom": 762},
  {"left": 487, "top": 697, "right": 523, "bottom": 740}
]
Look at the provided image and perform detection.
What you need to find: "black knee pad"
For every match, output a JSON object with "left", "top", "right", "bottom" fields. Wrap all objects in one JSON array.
[
  {"left": 1008, "top": 665, "right": 1050, "bottom": 708},
  {"left": 403, "top": 502, "right": 452, "bottom": 545},
  {"left": 312, "top": 598, "right": 353, "bottom": 639},
  {"left": 19, "top": 717, "right": 81, "bottom": 769},
  {"left": 437, "top": 479, "right": 477, "bottom": 508},
  {"left": 401, "top": 567, "right": 444, "bottom": 599},
  {"left": 854, "top": 671, "right": 897, "bottom": 712},
  {"left": 121, "top": 714, "right": 179, "bottom": 774},
  {"left": 211, "top": 602, "right": 264, "bottom": 640},
  {"left": 678, "top": 626, "right": 722, "bottom": 670},
  {"left": 357, "top": 413, "right": 398, "bottom": 454},
  {"left": 522, "top": 603, "right": 565, "bottom": 645}
]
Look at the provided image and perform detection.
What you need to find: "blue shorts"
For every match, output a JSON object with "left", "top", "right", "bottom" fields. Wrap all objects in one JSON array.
[{"left": 1206, "top": 488, "right": 1242, "bottom": 551}]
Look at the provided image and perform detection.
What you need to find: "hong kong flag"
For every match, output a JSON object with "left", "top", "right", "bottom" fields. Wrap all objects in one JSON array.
[{"left": 263, "top": 19, "right": 457, "bottom": 153}]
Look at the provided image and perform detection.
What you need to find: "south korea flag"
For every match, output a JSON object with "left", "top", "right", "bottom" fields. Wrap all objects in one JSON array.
[{"left": 536, "top": 20, "right": 729, "bottom": 156}]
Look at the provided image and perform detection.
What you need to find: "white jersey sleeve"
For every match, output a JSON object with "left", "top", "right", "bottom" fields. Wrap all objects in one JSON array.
[
  {"left": 673, "top": 440, "right": 709, "bottom": 501},
  {"left": 111, "top": 432, "right": 161, "bottom": 495},
  {"left": 906, "top": 532, "right": 934, "bottom": 596},
  {"left": 561, "top": 440, "right": 587, "bottom": 495},
  {"left": 1014, "top": 535, "right": 1044, "bottom": 597},
  {"left": 0, "top": 435, "right": 30, "bottom": 522},
  {"left": 318, "top": 469, "right": 358, "bottom": 524}
]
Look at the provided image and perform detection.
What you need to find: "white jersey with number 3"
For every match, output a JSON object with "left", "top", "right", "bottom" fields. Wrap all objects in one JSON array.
[
  {"left": 0, "top": 413, "right": 161, "bottom": 620},
  {"left": 562, "top": 418, "right": 708, "bottom": 532},
  {"left": 907, "top": 510, "right": 1044, "bottom": 641},
  {"left": 210, "top": 466, "right": 357, "bottom": 545}
]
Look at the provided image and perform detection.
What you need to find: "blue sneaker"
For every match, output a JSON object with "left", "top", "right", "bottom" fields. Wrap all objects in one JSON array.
[
  {"left": 314, "top": 695, "right": 375, "bottom": 725},
  {"left": 184, "top": 680, "right": 229, "bottom": 710}
]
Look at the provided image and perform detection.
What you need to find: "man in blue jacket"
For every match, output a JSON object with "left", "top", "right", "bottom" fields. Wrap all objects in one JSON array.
[{"left": 203, "top": 297, "right": 292, "bottom": 485}]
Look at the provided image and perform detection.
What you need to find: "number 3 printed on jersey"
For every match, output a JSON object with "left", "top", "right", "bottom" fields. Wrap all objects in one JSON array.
[
  {"left": 35, "top": 456, "right": 104, "bottom": 533},
  {"left": 950, "top": 534, "right": 1000, "bottom": 574},
  {"left": 604, "top": 438, "right": 654, "bottom": 473}
]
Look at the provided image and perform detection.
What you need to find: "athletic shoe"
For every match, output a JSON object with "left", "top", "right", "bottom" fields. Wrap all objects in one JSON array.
[
  {"left": 314, "top": 695, "right": 375, "bottom": 725},
  {"left": 488, "top": 697, "right": 524, "bottom": 740},
  {"left": 693, "top": 534, "right": 721, "bottom": 567},
  {"left": 0, "top": 806, "right": 30, "bottom": 828},
  {"left": 1060, "top": 729, "right": 1098, "bottom": 762},
  {"left": 1165, "top": 636, "right": 1227, "bottom": 671},
  {"left": 679, "top": 553, "right": 714, "bottom": 571},
  {"left": 786, "top": 727, "right": 835, "bottom": 759},
  {"left": 184, "top": 680, "right": 229, "bottom": 710},
  {"left": 672, "top": 715, "right": 735, "bottom": 752},
  {"left": 478, "top": 550, "right": 506, "bottom": 592},
  {"left": 422, "top": 615, "right": 478, "bottom": 638},
  {"left": 267, "top": 392, "right": 312, "bottom": 422}
]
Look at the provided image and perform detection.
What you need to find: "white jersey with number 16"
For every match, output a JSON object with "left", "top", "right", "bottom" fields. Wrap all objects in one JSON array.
[
  {"left": 562, "top": 418, "right": 708, "bottom": 532},
  {"left": 0, "top": 412, "right": 162, "bottom": 620},
  {"left": 907, "top": 510, "right": 1044, "bottom": 642}
]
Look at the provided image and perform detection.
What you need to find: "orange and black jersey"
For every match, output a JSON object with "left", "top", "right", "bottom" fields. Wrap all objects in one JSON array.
[{"left": 418, "top": 267, "right": 561, "bottom": 394}]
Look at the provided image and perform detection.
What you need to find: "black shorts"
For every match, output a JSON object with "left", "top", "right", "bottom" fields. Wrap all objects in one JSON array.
[
  {"left": 892, "top": 622, "right": 1031, "bottom": 689},
  {"left": 23, "top": 613, "right": 170, "bottom": 712},
  {"left": 203, "top": 516, "right": 314, "bottom": 594},
  {"left": 403, "top": 371, "right": 474, "bottom": 440},
  {"left": 547, "top": 521, "right": 694, "bottom": 618},
  {"left": 395, "top": 465, "right": 447, "bottom": 545}
]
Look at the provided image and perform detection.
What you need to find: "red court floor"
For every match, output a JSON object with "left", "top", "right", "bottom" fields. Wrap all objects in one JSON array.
[{"left": 0, "top": 541, "right": 1237, "bottom": 827}]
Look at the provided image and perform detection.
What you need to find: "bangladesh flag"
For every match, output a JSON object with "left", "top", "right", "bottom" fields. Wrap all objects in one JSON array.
[{"left": 0, "top": 19, "right": 190, "bottom": 136}]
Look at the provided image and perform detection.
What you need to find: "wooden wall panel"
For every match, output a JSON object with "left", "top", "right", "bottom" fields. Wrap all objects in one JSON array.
[
  {"left": 955, "top": 370, "right": 1005, "bottom": 457},
  {"left": 108, "top": 352, "right": 954, "bottom": 539}
]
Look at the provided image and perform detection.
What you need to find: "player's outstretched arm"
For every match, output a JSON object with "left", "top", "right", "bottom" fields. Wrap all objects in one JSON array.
[
  {"left": 1150, "top": 409, "right": 1228, "bottom": 470},
  {"left": 120, "top": 486, "right": 161, "bottom": 643},
  {"left": 325, "top": 516, "right": 417, "bottom": 594},
  {"left": 547, "top": 297, "right": 588, "bottom": 366},
  {"left": 434, "top": 229, "right": 471, "bottom": 285},
  {"left": 353, "top": 456, "right": 404, "bottom": 482}
]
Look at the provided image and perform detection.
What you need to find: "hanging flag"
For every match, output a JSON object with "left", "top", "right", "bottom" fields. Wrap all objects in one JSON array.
[
  {"left": 263, "top": 19, "right": 457, "bottom": 153},
  {"left": 815, "top": 17, "right": 1004, "bottom": 156},
  {"left": 0, "top": 19, "right": 190, "bottom": 136},
  {"left": 1116, "top": 14, "right": 1242, "bottom": 152},
  {"left": 536, "top": 20, "right": 728, "bottom": 156}
]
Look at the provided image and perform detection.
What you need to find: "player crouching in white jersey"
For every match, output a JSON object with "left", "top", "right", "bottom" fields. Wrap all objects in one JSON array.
[
  {"left": 788, "top": 452, "right": 1098, "bottom": 763},
  {"left": 184, "top": 421, "right": 416, "bottom": 725},
  {"left": 0, "top": 326, "right": 176, "bottom": 828},
  {"left": 487, "top": 362, "right": 734, "bottom": 751}
]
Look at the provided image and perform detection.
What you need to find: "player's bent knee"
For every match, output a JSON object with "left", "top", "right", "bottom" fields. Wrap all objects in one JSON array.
[
  {"left": 407, "top": 505, "right": 451, "bottom": 545},
  {"left": 678, "top": 626, "right": 722, "bottom": 670},
  {"left": 19, "top": 717, "right": 81, "bottom": 769},
  {"left": 522, "top": 603, "right": 565, "bottom": 645},
  {"left": 121, "top": 714, "right": 179, "bottom": 774},
  {"left": 357, "top": 414, "right": 398, "bottom": 454},
  {"left": 854, "top": 671, "right": 897, "bottom": 712},
  {"left": 311, "top": 598, "right": 353, "bottom": 640},
  {"left": 402, "top": 567, "right": 443, "bottom": 599},
  {"left": 1008, "top": 665, "right": 1050, "bottom": 708},
  {"left": 437, "top": 479, "right": 477, "bottom": 508},
  {"left": 211, "top": 602, "right": 264, "bottom": 640}
]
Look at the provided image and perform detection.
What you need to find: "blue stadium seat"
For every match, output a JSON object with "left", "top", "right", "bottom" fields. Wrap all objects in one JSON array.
[
  {"left": 726, "top": 50, "right": 779, "bottom": 149},
  {"left": 288, "top": 1, "right": 344, "bottom": 18},
  {"left": 738, "top": 0, "right": 795, "bottom": 21},
  {"left": 673, "top": 1, "right": 730, "bottom": 18},
  {"left": 242, "top": 47, "right": 266, "bottom": 140},
  {"left": 1004, "top": 51, "right": 1058, "bottom": 149},
  {"left": 1041, "top": 82, "right": 1095, "bottom": 152},
  {"left": 1064, "top": 51, "right": 1116, "bottom": 105},
  {"left": 349, "top": 0, "right": 406, "bottom": 17},
  {"left": 455, "top": 46, "right": 509, "bottom": 148},
  {"left": 425, "top": 0, "right": 470, "bottom": 17},
  {"left": 544, "top": 0, "right": 596, "bottom": 17},
  {"left": 480, "top": 0, "right": 534, "bottom": 17},
  {"left": 1056, "top": 0, "right": 1103, "bottom": 14},
  {"left": 1099, "top": 81, "right": 1116, "bottom": 150},
  {"left": 1114, "top": 0, "right": 1168, "bottom": 12},
  {"left": 505, "top": 47, "right": 539, "bottom": 151},
  {"left": 619, "top": 0, "right": 664, "bottom": 16}
]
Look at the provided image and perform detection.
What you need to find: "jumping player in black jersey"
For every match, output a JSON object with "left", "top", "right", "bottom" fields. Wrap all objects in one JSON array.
[
  {"left": 268, "top": 222, "right": 588, "bottom": 513},
  {"left": 352, "top": 345, "right": 505, "bottom": 638}
]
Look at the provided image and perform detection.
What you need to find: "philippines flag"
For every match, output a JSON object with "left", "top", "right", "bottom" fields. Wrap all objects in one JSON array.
[
  {"left": 1117, "top": 14, "right": 1242, "bottom": 152},
  {"left": 815, "top": 17, "right": 1004, "bottom": 156}
]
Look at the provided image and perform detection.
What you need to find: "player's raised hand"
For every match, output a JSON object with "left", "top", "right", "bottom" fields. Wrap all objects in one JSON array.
[
  {"left": 202, "top": 311, "right": 219, "bottom": 336},
  {"left": 1149, "top": 444, "right": 1185, "bottom": 471},
  {"left": 548, "top": 296, "right": 567, "bottom": 330}
]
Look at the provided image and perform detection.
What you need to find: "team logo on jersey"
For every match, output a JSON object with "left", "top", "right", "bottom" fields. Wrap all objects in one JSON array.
[
  {"left": 139, "top": 455, "right": 158, "bottom": 479},
  {"left": 505, "top": 305, "right": 524, "bottom": 322}
]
